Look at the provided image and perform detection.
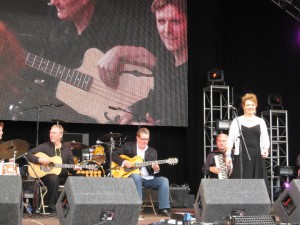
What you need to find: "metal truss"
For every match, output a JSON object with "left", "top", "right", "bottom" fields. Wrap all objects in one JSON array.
[
  {"left": 270, "top": 0, "right": 300, "bottom": 21},
  {"left": 203, "top": 85, "right": 232, "bottom": 166},
  {"left": 261, "top": 110, "right": 289, "bottom": 203}
]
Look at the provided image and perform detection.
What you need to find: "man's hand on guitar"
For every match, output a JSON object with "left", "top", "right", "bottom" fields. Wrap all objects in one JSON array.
[
  {"left": 152, "top": 162, "right": 160, "bottom": 173},
  {"left": 38, "top": 157, "right": 51, "bottom": 165},
  {"left": 123, "top": 160, "right": 133, "bottom": 168}
]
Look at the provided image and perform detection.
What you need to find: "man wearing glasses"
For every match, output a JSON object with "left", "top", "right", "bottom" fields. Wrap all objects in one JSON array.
[{"left": 112, "top": 127, "right": 171, "bottom": 217}]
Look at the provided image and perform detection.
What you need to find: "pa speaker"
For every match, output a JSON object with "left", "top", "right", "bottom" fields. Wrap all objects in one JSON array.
[
  {"left": 272, "top": 179, "right": 300, "bottom": 224},
  {"left": 56, "top": 177, "right": 142, "bottom": 225},
  {"left": 0, "top": 175, "right": 22, "bottom": 225},
  {"left": 194, "top": 179, "right": 271, "bottom": 223}
]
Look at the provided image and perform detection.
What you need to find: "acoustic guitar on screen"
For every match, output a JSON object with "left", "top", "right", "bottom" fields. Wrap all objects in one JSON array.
[
  {"left": 111, "top": 155, "right": 178, "bottom": 178},
  {"left": 28, "top": 152, "right": 98, "bottom": 178},
  {"left": 25, "top": 48, "right": 153, "bottom": 123}
]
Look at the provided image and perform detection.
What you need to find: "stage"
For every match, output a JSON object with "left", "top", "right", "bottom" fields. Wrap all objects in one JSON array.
[{"left": 22, "top": 208, "right": 184, "bottom": 225}]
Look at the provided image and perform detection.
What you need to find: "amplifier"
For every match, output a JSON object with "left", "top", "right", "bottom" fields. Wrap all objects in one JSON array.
[{"left": 170, "top": 185, "right": 194, "bottom": 208}]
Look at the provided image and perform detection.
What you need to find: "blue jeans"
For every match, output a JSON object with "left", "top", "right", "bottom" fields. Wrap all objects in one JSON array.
[{"left": 130, "top": 173, "right": 170, "bottom": 209}]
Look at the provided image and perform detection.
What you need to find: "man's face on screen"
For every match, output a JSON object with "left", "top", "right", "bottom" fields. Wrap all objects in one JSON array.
[
  {"left": 50, "top": 0, "right": 87, "bottom": 22},
  {"left": 155, "top": 4, "right": 187, "bottom": 53}
]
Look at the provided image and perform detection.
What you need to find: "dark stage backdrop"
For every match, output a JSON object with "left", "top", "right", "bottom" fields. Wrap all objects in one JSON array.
[{"left": 1, "top": 0, "right": 300, "bottom": 195}]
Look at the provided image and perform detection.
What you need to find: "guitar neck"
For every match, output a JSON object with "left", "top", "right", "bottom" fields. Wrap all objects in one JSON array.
[
  {"left": 25, "top": 52, "right": 92, "bottom": 91},
  {"left": 135, "top": 159, "right": 169, "bottom": 168}
]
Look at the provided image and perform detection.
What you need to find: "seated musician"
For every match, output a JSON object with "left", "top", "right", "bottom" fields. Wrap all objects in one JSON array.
[
  {"left": 202, "top": 133, "right": 230, "bottom": 178},
  {"left": 27, "top": 124, "right": 77, "bottom": 215},
  {"left": 111, "top": 127, "right": 171, "bottom": 217}
]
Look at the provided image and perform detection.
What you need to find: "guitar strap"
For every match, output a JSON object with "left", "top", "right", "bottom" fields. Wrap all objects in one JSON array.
[{"left": 55, "top": 148, "right": 61, "bottom": 157}]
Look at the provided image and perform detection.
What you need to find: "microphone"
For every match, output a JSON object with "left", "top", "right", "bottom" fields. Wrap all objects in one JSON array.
[
  {"left": 228, "top": 105, "right": 237, "bottom": 110},
  {"left": 108, "top": 106, "right": 121, "bottom": 110},
  {"left": 49, "top": 103, "right": 64, "bottom": 107}
]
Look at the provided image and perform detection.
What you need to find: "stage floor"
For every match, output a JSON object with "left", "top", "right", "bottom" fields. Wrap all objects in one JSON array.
[{"left": 22, "top": 208, "right": 186, "bottom": 225}]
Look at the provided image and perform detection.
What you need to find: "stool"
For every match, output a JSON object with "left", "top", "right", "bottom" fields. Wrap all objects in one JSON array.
[{"left": 142, "top": 188, "right": 157, "bottom": 215}]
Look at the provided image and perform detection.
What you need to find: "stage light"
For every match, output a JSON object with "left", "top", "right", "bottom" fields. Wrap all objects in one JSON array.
[
  {"left": 215, "top": 119, "right": 232, "bottom": 130},
  {"left": 207, "top": 68, "right": 225, "bottom": 85},
  {"left": 283, "top": 182, "right": 290, "bottom": 189},
  {"left": 278, "top": 166, "right": 294, "bottom": 177},
  {"left": 268, "top": 94, "right": 283, "bottom": 109}
]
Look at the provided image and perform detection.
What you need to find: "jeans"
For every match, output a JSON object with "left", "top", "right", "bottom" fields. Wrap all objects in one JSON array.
[{"left": 130, "top": 173, "right": 170, "bottom": 209}]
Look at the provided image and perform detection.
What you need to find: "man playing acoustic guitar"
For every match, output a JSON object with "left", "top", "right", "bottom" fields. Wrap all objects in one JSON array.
[
  {"left": 112, "top": 127, "right": 171, "bottom": 217},
  {"left": 27, "top": 124, "right": 77, "bottom": 216}
]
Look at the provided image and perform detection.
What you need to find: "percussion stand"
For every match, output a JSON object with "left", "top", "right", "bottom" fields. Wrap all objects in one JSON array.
[{"left": 108, "top": 136, "right": 115, "bottom": 177}]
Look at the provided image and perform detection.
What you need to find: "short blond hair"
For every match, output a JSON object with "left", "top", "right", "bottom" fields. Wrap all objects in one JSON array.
[
  {"left": 241, "top": 93, "right": 258, "bottom": 107},
  {"left": 137, "top": 127, "right": 150, "bottom": 137}
]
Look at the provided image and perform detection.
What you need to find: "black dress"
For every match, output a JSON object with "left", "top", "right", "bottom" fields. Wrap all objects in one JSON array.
[{"left": 231, "top": 124, "right": 269, "bottom": 184}]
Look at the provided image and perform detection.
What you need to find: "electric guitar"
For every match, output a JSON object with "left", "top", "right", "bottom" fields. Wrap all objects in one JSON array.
[
  {"left": 111, "top": 155, "right": 178, "bottom": 178},
  {"left": 28, "top": 152, "right": 98, "bottom": 178},
  {"left": 25, "top": 48, "right": 153, "bottom": 123}
]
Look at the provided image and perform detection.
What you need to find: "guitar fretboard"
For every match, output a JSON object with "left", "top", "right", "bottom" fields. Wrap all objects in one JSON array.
[
  {"left": 25, "top": 52, "right": 93, "bottom": 91},
  {"left": 52, "top": 163, "right": 95, "bottom": 170},
  {"left": 135, "top": 159, "right": 169, "bottom": 168}
]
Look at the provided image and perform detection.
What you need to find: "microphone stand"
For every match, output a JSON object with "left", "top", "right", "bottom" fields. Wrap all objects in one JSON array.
[
  {"left": 24, "top": 104, "right": 60, "bottom": 146},
  {"left": 108, "top": 135, "right": 115, "bottom": 178},
  {"left": 118, "top": 108, "right": 148, "bottom": 129},
  {"left": 232, "top": 108, "right": 251, "bottom": 179}
]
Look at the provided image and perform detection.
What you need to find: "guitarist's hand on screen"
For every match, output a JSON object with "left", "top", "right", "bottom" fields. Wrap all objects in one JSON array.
[
  {"left": 38, "top": 157, "right": 50, "bottom": 165},
  {"left": 97, "top": 47, "right": 122, "bottom": 89},
  {"left": 98, "top": 46, "right": 156, "bottom": 89}
]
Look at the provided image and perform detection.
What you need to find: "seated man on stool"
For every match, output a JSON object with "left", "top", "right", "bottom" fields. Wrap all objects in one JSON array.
[
  {"left": 112, "top": 127, "right": 171, "bottom": 216},
  {"left": 27, "top": 124, "right": 76, "bottom": 215}
]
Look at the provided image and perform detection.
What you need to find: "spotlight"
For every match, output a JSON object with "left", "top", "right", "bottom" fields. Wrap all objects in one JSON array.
[
  {"left": 283, "top": 182, "right": 290, "bottom": 189},
  {"left": 278, "top": 166, "right": 294, "bottom": 177},
  {"left": 268, "top": 94, "right": 283, "bottom": 109},
  {"left": 215, "top": 119, "right": 232, "bottom": 130},
  {"left": 207, "top": 68, "right": 225, "bottom": 85}
]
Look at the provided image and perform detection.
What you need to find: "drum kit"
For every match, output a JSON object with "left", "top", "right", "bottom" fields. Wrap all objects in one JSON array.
[
  {"left": 64, "top": 132, "right": 123, "bottom": 177},
  {"left": 0, "top": 139, "right": 29, "bottom": 175}
]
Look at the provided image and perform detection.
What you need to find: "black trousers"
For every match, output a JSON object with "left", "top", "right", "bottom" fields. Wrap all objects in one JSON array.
[{"left": 41, "top": 174, "right": 67, "bottom": 211}]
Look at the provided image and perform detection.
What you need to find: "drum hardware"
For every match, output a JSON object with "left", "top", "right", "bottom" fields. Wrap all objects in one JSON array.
[{"left": 100, "top": 132, "right": 123, "bottom": 177}]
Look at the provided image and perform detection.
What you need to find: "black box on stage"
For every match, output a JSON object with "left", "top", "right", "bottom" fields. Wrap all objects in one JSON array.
[
  {"left": 170, "top": 185, "right": 193, "bottom": 208},
  {"left": 56, "top": 177, "right": 142, "bottom": 225},
  {"left": 194, "top": 179, "right": 271, "bottom": 223},
  {"left": 0, "top": 176, "right": 23, "bottom": 225},
  {"left": 272, "top": 179, "right": 300, "bottom": 224}
]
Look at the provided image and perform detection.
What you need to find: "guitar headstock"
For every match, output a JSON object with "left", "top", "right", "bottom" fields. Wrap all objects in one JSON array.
[{"left": 167, "top": 158, "right": 178, "bottom": 165}]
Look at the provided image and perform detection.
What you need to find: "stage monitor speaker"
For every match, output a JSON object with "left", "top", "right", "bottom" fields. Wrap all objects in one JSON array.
[
  {"left": 56, "top": 177, "right": 142, "bottom": 225},
  {"left": 0, "top": 175, "right": 22, "bottom": 225},
  {"left": 272, "top": 179, "right": 300, "bottom": 224},
  {"left": 194, "top": 179, "right": 271, "bottom": 223}
]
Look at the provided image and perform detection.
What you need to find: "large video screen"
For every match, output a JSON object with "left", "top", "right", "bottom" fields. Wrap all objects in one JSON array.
[{"left": 0, "top": 0, "right": 188, "bottom": 127}]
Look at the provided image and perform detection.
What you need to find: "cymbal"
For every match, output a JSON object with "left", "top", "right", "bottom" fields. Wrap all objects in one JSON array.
[
  {"left": 64, "top": 141, "right": 88, "bottom": 150},
  {"left": 0, "top": 139, "right": 29, "bottom": 159},
  {"left": 100, "top": 132, "right": 122, "bottom": 142}
]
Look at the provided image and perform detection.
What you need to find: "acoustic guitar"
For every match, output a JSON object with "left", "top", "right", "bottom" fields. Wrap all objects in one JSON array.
[
  {"left": 111, "top": 155, "right": 178, "bottom": 178},
  {"left": 28, "top": 152, "right": 98, "bottom": 178},
  {"left": 25, "top": 48, "right": 153, "bottom": 123}
]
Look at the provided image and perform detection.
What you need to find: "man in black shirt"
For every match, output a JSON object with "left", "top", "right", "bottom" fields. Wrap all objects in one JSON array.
[{"left": 27, "top": 125, "right": 75, "bottom": 215}]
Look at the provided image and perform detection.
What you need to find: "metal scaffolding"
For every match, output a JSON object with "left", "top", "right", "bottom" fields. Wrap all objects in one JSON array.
[
  {"left": 270, "top": 0, "right": 300, "bottom": 21},
  {"left": 203, "top": 85, "right": 231, "bottom": 164},
  {"left": 261, "top": 110, "right": 289, "bottom": 203}
]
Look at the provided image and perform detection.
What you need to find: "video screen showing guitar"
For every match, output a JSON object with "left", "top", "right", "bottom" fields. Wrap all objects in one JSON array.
[{"left": 0, "top": 0, "right": 188, "bottom": 127}]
